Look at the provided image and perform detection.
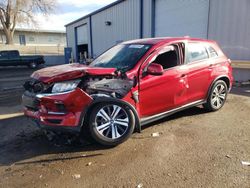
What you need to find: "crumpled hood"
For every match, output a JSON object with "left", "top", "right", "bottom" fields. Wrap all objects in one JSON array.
[{"left": 31, "top": 63, "right": 117, "bottom": 83}]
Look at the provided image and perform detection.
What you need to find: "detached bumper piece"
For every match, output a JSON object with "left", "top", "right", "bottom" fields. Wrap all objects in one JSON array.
[{"left": 22, "top": 88, "right": 93, "bottom": 131}]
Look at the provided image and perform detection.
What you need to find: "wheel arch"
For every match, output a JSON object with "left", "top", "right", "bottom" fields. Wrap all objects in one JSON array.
[
  {"left": 80, "top": 97, "right": 141, "bottom": 133},
  {"left": 206, "top": 75, "right": 230, "bottom": 100}
]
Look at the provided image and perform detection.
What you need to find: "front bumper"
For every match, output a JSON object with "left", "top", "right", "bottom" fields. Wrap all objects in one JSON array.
[{"left": 22, "top": 88, "right": 93, "bottom": 131}]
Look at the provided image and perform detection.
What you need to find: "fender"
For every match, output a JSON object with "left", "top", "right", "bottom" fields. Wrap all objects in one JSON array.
[
  {"left": 206, "top": 75, "right": 230, "bottom": 101},
  {"left": 79, "top": 97, "right": 141, "bottom": 133}
]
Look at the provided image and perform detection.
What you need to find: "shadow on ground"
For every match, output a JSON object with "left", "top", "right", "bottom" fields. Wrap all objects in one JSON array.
[
  {"left": 0, "top": 116, "right": 111, "bottom": 166},
  {"left": 0, "top": 106, "right": 208, "bottom": 166}
]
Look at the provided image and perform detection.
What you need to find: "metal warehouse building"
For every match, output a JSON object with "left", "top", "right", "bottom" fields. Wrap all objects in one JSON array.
[{"left": 65, "top": 0, "right": 250, "bottom": 62}]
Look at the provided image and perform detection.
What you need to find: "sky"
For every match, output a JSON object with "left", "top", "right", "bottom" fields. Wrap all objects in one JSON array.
[{"left": 32, "top": 0, "right": 117, "bottom": 31}]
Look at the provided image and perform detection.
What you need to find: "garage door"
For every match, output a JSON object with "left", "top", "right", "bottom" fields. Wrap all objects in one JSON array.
[
  {"left": 77, "top": 24, "right": 88, "bottom": 45},
  {"left": 155, "top": 0, "right": 209, "bottom": 38}
]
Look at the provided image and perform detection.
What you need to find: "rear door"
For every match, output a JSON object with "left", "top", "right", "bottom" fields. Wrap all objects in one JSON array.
[{"left": 185, "top": 42, "right": 211, "bottom": 102}]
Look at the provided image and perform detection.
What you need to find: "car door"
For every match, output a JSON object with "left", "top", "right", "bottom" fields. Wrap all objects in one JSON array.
[
  {"left": 185, "top": 42, "right": 211, "bottom": 103},
  {"left": 138, "top": 43, "right": 188, "bottom": 117},
  {"left": 8, "top": 51, "right": 21, "bottom": 66}
]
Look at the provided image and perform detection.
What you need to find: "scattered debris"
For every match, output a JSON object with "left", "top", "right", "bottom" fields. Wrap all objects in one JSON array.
[
  {"left": 5, "top": 167, "right": 11, "bottom": 172},
  {"left": 225, "top": 155, "right": 231, "bottom": 159},
  {"left": 39, "top": 175, "right": 43, "bottom": 179},
  {"left": 72, "top": 174, "right": 81, "bottom": 179},
  {"left": 81, "top": 154, "right": 87, "bottom": 157},
  {"left": 167, "top": 173, "right": 172, "bottom": 177},
  {"left": 60, "top": 170, "right": 64, "bottom": 175},
  {"left": 101, "top": 164, "right": 106, "bottom": 167},
  {"left": 151, "top": 132, "right": 161, "bottom": 137},
  {"left": 137, "top": 183, "right": 143, "bottom": 188},
  {"left": 45, "top": 183, "right": 48, "bottom": 187},
  {"left": 241, "top": 161, "right": 250, "bottom": 166},
  {"left": 86, "top": 162, "right": 92, "bottom": 166}
]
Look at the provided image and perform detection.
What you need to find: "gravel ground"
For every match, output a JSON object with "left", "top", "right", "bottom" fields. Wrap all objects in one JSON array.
[{"left": 0, "top": 68, "right": 249, "bottom": 188}]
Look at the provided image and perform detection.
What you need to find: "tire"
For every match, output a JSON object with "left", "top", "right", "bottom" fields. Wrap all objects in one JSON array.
[
  {"left": 88, "top": 101, "right": 135, "bottom": 146},
  {"left": 203, "top": 80, "right": 228, "bottom": 111},
  {"left": 29, "top": 62, "right": 38, "bottom": 69}
]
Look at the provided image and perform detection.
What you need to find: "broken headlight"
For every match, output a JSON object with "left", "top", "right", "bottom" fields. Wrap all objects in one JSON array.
[{"left": 52, "top": 80, "right": 81, "bottom": 93}]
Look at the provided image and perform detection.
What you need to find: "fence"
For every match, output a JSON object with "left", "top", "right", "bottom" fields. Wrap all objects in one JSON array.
[{"left": 0, "top": 44, "right": 64, "bottom": 55}]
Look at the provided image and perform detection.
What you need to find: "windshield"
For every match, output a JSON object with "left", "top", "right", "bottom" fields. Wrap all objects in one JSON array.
[{"left": 89, "top": 44, "right": 151, "bottom": 71}]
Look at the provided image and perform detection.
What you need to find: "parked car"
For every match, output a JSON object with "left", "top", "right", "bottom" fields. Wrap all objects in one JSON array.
[
  {"left": 22, "top": 37, "right": 233, "bottom": 146},
  {"left": 0, "top": 50, "right": 45, "bottom": 68}
]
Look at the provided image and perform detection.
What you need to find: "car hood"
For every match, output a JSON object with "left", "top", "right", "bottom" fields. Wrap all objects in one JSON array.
[{"left": 31, "top": 63, "right": 117, "bottom": 83}]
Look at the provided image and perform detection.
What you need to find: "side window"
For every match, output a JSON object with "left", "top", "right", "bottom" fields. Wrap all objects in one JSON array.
[
  {"left": 0, "top": 52, "right": 8, "bottom": 59},
  {"left": 154, "top": 46, "right": 179, "bottom": 70},
  {"left": 207, "top": 46, "right": 218, "bottom": 58},
  {"left": 187, "top": 43, "right": 209, "bottom": 63},
  {"left": 9, "top": 51, "right": 19, "bottom": 57}
]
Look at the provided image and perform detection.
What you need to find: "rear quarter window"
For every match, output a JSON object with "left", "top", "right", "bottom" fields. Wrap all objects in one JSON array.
[
  {"left": 207, "top": 46, "right": 218, "bottom": 58},
  {"left": 187, "top": 43, "right": 209, "bottom": 63}
]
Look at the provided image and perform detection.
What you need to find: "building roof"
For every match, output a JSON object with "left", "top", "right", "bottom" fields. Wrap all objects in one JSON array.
[
  {"left": 65, "top": 0, "right": 125, "bottom": 27},
  {"left": 0, "top": 28, "right": 66, "bottom": 34}
]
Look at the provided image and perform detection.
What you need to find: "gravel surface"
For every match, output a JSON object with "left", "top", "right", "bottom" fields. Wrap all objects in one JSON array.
[{"left": 0, "top": 68, "right": 249, "bottom": 188}]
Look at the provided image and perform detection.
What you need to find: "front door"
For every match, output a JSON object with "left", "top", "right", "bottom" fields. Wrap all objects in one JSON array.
[{"left": 138, "top": 44, "right": 188, "bottom": 117}]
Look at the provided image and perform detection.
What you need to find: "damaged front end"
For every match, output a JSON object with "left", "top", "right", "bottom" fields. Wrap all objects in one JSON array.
[{"left": 22, "top": 65, "right": 135, "bottom": 132}]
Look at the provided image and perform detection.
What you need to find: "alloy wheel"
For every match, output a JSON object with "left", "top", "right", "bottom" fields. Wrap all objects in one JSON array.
[
  {"left": 211, "top": 83, "right": 226, "bottom": 109},
  {"left": 95, "top": 105, "right": 129, "bottom": 140}
]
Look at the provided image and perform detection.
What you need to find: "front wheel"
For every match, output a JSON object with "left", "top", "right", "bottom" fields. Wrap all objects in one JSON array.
[
  {"left": 203, "top": 80, "right": 228, "bottom": 111},
  {"left": 88, "top": 102, "right": 135, "bottom": 146}
]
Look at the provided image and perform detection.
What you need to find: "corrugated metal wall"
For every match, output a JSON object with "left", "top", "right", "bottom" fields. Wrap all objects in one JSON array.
[
  {"left": 142, "top": 0, "right": 153, "bottom": 38},
  {"left": 208, "top": 0, "right": 250, "bottom": 60},
  {"left": 91, "top": 0, "right": 140, "bottom": 57},
  {"left": 154, "top": 0, "right": 209, "bottom": 38},
  {"left": 66, "top": 0, "right": 250, "bottom": 60}
]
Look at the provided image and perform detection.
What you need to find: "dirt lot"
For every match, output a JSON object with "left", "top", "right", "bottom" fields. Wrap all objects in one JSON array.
[{"left": 0, "top": 67, "right": 249, "bottom": 188}]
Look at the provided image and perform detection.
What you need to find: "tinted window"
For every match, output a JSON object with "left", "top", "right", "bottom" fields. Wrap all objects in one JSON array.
[
  {"left": 9, "top": 51, "right": 19, "bottom": 57},
  {"left": 0, "top": 51, "right": 9, "bottom": 58},
  {"left": 208, "top": 46, "right": 218, "bottom": 58},
  {"left": 187, "top": 43, "right": 209, "bottom": 63}
]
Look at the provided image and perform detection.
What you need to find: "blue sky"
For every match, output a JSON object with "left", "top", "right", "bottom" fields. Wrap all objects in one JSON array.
[{"left": 34, "top": 0, "right": 117, "bottom": 31}]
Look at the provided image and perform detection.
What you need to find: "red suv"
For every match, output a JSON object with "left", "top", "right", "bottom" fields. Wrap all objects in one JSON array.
[{"left": 22, "top": 37, "right": 233, "bottom": 146}]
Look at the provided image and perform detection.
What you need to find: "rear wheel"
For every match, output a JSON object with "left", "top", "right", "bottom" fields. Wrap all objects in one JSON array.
[
  {"left": 203, "top": 80, "right": 228, "bottom": 111},
  {"left": 88, "top": 102, "right": 135, "bottom": 146}
]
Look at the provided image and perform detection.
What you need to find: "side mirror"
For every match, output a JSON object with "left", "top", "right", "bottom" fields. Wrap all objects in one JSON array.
[{"left": 146, "top": 63, "right": 164, "bottom": 76}]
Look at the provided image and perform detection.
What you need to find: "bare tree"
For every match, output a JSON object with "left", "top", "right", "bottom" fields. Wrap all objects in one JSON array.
[{"left": 0, "top": 0, "right": 57, "bottom": 44}]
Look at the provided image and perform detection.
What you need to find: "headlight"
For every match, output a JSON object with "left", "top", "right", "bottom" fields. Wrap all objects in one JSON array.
[{"left": 52, "top": 80, "right": 81, "bottom": 93}]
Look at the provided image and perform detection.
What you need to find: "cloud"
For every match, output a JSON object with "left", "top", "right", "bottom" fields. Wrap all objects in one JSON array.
[
  {"left": 33, "top": 12, "right": 88, "bottom": 31},
  {"left": 19, "top": 0, "right": 117, "bottom": 31},
  {"left": 58, "top": 0, "right": 117, "bottom": 8}
]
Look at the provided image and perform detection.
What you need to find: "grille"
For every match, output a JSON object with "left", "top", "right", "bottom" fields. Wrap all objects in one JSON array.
[{"left": 23, "top": 79, "right": 51, "bottom": 93}]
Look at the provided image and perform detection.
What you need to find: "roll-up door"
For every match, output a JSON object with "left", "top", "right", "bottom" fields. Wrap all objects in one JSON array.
[{"left": 77, "top": 24, "right": 88, "bottom": 45}]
